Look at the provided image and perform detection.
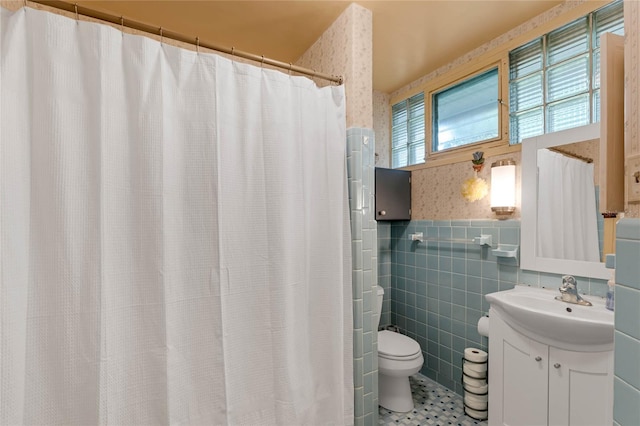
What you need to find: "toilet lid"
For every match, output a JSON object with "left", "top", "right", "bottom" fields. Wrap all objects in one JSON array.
[{"left": 378, "top": 330, "right": 421, "bottom": 358}]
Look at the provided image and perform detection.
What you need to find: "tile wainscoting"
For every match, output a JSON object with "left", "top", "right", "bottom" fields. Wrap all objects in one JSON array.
[
  {"left": 347, "top": 127, "right": 378, "bottom": 425},
  {"left": 378, "top": 219, "right": 608, "bottom": 395},
  {"left": 613, "top": 218, "right": 640, "bottom": 425}
]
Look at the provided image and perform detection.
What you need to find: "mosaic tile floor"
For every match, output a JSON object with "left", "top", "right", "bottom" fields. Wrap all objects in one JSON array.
[{"left": 378, "top": 374, "right": 488, "bottom": 426}]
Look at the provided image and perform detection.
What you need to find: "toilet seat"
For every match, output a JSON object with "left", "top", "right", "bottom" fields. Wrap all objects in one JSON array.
[{"left": 378, "top": 330, "right": 421, "bottom": 360}]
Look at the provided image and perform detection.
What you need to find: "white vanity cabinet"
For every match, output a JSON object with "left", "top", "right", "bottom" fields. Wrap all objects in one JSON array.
[{"left": 488, "top": 308, "right": 613, "bottom": 426}]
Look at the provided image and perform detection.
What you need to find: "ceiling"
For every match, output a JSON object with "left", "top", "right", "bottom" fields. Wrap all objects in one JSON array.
[{"left": 76, "top": 0, "right": 565, "bottom": 93}]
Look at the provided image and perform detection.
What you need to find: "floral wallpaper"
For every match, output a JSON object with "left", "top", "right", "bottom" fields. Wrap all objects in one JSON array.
[
  {"left": 411, "top": 152, "right": 522, "bottom": 220},
  {"left": 373, "top": 91, "right": 390, "bottom": 168},
  {"left": 295, "top": 3, "right": 372, "bottom": 129}
]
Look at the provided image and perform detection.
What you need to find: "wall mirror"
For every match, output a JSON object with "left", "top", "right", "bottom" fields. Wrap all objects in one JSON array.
[{"left": 521, "top": 123, "right": 610, "bottom": 280}]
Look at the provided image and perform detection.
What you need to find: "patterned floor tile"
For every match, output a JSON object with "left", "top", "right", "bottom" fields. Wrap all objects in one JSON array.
[{"left": 378, "top": 374, "right": 488, "bottom": 426}]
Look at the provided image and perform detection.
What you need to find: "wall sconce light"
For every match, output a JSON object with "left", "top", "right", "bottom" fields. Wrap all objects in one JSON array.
[{"left": 490, "top": 159, "right": 516, "bottom": 217}]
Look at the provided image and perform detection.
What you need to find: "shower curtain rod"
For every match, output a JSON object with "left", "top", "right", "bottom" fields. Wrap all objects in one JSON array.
[
  {"left": 27, "top": 0, "right": 344, "bottom": 85},
  {"left": 548, "top": 147, "right": 593, "bottom": 163}
]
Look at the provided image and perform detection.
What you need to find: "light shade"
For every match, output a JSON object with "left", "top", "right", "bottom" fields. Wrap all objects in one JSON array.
[{"left": 490, "top": 159, "right": 516, "bottom": 216}]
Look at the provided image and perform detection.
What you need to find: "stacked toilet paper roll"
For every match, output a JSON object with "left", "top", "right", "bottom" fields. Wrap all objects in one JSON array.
[{"left": 462, "top": 348, "right": 488, "bottom": 420}]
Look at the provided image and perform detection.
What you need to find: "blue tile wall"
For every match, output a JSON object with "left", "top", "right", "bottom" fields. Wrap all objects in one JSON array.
[
  {"left": 614, "top": 218, "right": 640, "bottom": 426},
  {"left": 347, "top": 127, "right": 378, "bottom": 426},
  {"left": 380, "top": 218, "right": 608, "bottom": 395}
]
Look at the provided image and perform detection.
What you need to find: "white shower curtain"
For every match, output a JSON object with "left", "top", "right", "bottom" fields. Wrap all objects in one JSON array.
[
  {"left": 536, "top": 148, "right": 600, "bottom": 262},
  {"left": 1, "top": 7, "right": 353, "bottom": 425}
]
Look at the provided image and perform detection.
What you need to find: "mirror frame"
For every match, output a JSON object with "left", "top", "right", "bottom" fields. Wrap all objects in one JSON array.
[{"left": 521, "top": 123, "right": 610, "bottom": 280}]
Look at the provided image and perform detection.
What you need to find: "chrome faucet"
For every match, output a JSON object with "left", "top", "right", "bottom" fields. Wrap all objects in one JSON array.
[{"left": 556, "top": 275, "right": 592, "bottom": 306}]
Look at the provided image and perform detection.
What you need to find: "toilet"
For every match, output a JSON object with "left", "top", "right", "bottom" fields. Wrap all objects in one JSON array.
[{"left": 376, "top": 286, "right": 424, "bottom": 413}]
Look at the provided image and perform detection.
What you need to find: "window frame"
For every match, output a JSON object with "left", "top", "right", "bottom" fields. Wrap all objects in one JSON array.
[
  {"left": 425, "top": 60, "right": 509, "bottom": 163},
  {"left": 387, "top": 1, "right": 613, "bottom": 171},
  {"left": 430, "top": 65, "right": 502, "bottom": 155}
]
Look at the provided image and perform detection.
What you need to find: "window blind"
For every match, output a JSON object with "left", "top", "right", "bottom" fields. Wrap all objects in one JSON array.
[
  {"left": 392, "top": 92, "right": 425, "bottom": 168},
  {"left": 432, "top": 67, "right": 499, "bottom": 152}
]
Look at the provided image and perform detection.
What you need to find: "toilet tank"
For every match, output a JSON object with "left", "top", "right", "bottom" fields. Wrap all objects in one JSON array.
[{"left": 376, "top": 286, "right": 384, "bottom": 328}]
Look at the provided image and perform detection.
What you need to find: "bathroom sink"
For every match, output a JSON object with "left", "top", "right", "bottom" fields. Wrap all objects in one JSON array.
[{"left": 485, "top": 285, "right": 614, "bottom": 351}]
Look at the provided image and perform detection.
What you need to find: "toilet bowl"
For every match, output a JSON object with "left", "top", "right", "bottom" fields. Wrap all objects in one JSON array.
[{"left": 376, "top": 287, "right": 424, "bottom": 413}]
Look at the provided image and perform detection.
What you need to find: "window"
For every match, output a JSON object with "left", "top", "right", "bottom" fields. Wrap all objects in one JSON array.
[
  {"left": 509, "top": 0, "right": 623, "bottom": 144},
  {"left": 432, "top": 67, "right": 499, "bottom": 152},
  {"left": 391, "top": 92, "right": 424, "bottom": 168}
]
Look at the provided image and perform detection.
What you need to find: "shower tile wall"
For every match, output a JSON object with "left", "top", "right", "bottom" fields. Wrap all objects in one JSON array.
[
  {"left": 378, "top": 219, "right": 609, "bottom": 395},
  {"left": 613, "top": 218, "right": 640, "bottom": 426},
  {"left": 347, "top": 127, "right": 378, "bottom": 426}
]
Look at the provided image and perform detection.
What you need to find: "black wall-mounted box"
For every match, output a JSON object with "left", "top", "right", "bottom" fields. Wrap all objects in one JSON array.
[{"left": 375, "top": 167, "right": 411, "bottom": 221}]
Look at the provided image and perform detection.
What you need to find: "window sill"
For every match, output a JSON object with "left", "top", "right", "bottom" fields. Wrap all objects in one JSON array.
[{"left": 398, "top": 143, "right": 521, "bottom": 171}]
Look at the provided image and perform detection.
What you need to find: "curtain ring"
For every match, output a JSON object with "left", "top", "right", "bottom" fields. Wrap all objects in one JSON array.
[
  {"left": 120, "top": 16, "right": 124, "bottom": 33},
  {"left": 159, "top": 27, "right": 163, "bottom": 44},
  {"left": 196, "top": 37, "right": 200, "bottom": 54},
  {"left": 261, "top": 55, "right": 264, "bottom": 67},
  {"left": 231, "top": 47, "right": 235, "bottom": 56},
  {"left": 288, "top": 63, "right": 292, "bottom": 75},
  {"left": 74, "top": 3, "right": 79, "bottom": 21}
]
